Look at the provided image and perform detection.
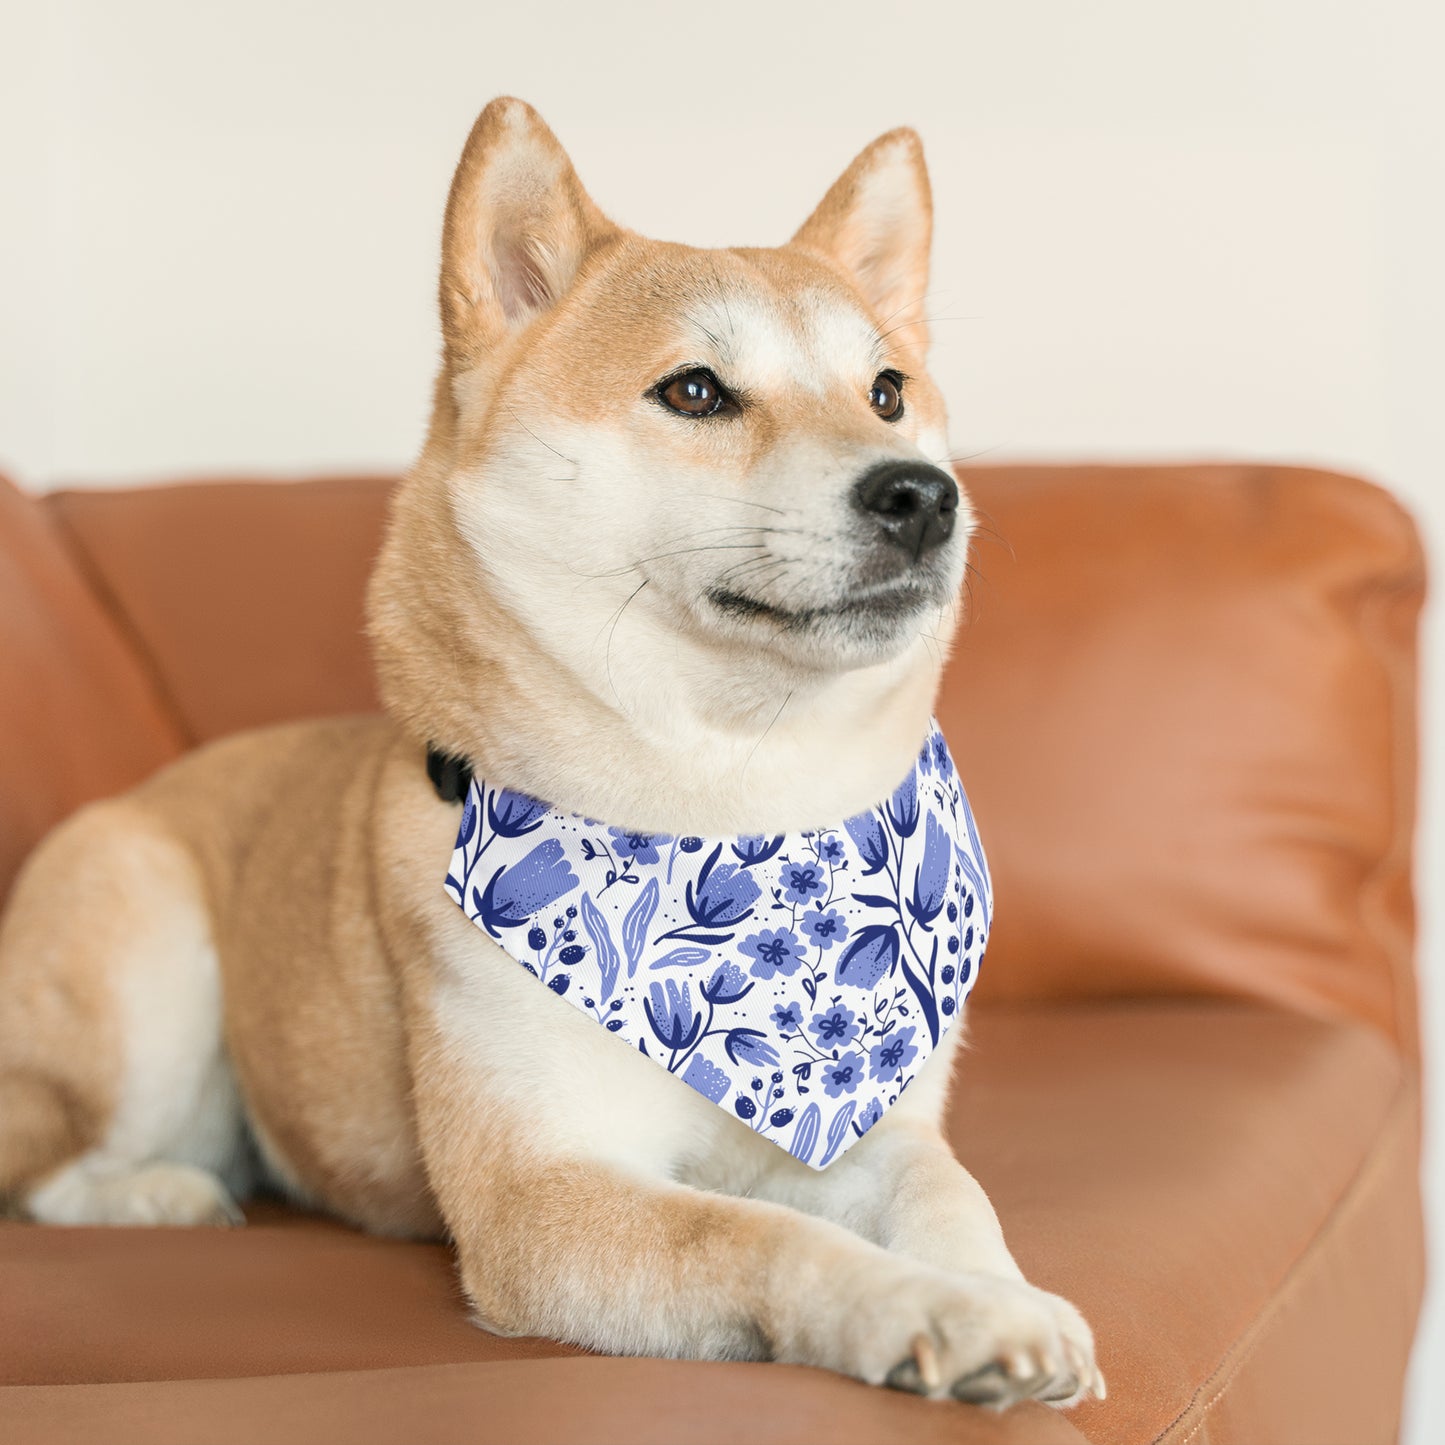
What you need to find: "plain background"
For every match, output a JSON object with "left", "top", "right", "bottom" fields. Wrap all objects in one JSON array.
[{"left": 1, "top": 0, "right": 1440, "bottom": 1434}]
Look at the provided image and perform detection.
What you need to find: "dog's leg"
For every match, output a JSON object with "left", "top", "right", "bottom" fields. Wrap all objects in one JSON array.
[
  {"left": 414, "top": 1049, "right": 1094, "bottom": 1404},
  {"left": 751, "top": 1048, "right": 1104, "bottom": 1405},
  {"left": 0, "top": 800, "right": 248, "bottom": 1225}
]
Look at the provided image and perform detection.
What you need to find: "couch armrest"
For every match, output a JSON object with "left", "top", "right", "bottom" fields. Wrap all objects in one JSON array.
[{"left": 0, "top": 473, "right": 183, "bottom": 904}]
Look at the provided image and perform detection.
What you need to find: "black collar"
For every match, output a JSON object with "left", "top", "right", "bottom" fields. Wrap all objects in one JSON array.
[{"left": 425, "top": 745, "right": 473, "bottom": 803}]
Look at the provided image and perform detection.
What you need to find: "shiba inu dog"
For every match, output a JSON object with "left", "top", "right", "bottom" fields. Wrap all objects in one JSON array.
[{"left": 0, "top": 98, "right": 1101, "bottom": 1408}]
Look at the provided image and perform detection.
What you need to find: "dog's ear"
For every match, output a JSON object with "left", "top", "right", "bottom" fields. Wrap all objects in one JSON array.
[
  {"left": 440, "top": 98, "right": 617, "bottom": 367},
  {"left": 791, "top": 129, "right": 933, "bottom": 353}
]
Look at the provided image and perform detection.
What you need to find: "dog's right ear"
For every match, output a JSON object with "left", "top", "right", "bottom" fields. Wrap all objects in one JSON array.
[{"left": 440, "top": 98, "right": 616, "bottom": 368}]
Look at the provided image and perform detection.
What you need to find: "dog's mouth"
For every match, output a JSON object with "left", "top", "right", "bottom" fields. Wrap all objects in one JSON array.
[{"left": 705, "top": 577, "right": 938, "bottom": 630}]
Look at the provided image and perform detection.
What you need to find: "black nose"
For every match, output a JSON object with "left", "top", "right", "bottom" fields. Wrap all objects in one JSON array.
[{"left": 853, "top": 460, "right": 960, "bottom": 560}]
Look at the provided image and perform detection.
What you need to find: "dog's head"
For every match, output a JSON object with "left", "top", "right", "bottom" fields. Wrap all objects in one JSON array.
[{"left": 371, "top": 99, "right": 970, "bottom": 785}]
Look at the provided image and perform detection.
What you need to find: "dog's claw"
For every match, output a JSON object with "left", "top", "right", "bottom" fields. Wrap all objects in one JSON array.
[
  {"left": 910, "top": 1332, "right": 942, "bottom": 1392},
  {"left": 952, "top": 1361, "right": 1012, "bottom": 1405}
]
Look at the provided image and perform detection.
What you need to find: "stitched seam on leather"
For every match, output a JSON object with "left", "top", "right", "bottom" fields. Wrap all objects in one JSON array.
[
  {"left": 45, "top": 497, "right": 200, "bottom": 750},
  {"left": 1151, "top": 1074, "right": 1416, "bottom": 1445}
]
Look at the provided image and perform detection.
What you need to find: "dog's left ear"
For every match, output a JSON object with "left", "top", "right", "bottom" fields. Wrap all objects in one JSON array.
[{"left": 791, "top": 129, "right": 933, "bottom": 353}]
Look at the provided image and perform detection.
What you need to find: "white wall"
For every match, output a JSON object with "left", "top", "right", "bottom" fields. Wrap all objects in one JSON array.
[{"left": 1, "top": 0, "right": 1440, "bottom": 1433}]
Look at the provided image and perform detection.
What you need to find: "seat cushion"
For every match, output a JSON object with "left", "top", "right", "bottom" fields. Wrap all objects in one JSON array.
[{"left": 0, "top": 1002, "right": 1420, "bottom": 1444}]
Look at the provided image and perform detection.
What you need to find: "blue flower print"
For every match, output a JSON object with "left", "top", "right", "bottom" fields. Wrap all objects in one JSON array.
[
  {"left": 907, "top": 813, "right": 951, "bottom": 929},
  {"left": 645, "top": 980, "right": 702, "bottom": 1053},
  {"left": 487, "top": 788, "right": 551, "bottom": 838},
  {"left": 843, "top": 810, "right": 889, "bottom": 876},
  {"left": 930, "top": 730, "right": 953, "bottom": 780},
  {"left": 870, "top": 1025, "right": 920, "bottom": 1083},
  {"left": 779, "top": 860, "right": 828, "bottom": 905},
  {"left": 726, "top": 1029, "right": 780, "bottom": 1068},
  {"left": 740, "top": 927, "right": 804, "bottom": 980},
  {"left": 682, "top": 1055, "right": 730, "bottom": 1103},
  {"left": 810, "top": 1004, "right": 859, "bottom": 1047},
  {"left": 857, "top": 1097, "right": 884, "bottom": 1134},
  {"left": 801, "top": 908, "right": 849, "bottom": 951},
  {"left": 475, "top": 841, "right": 579, "bottom": 935},
  {"left": 886, "top": 773, "right": 920, "bottom": 838},
  {"left": 608, "top": 827, "right": 670, "bottom": 865},
  {"left": 817, "top": 833, "right": 845, "bottom": 863},
  {"left": 685, "top": 848, "right": 762, "bottom": 931},
  {"left": 772, "top": 1002, "right": 802, "bottom": 1032},
  {"left": 822, "top": 1050, "right": 864, "bottom": 1098},
  {"left": 702, "top": 961, "right": 752, "bottom": 1005}
]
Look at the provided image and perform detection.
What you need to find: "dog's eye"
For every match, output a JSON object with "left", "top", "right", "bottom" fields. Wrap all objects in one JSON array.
[
  {"left": 658, "top": 369, "right": 725, "bottom": 417},
  {"left": 869, "top": 371, "right": 905, "bottom": 421}
]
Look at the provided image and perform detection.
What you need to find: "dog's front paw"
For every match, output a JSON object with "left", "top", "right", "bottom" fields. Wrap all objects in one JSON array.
[{"left": 824, "top": 1266, "right": 1104, "bottom": 1408}]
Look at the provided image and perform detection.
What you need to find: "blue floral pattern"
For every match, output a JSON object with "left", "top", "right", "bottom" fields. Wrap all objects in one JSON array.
[{"left": 443, "top": 719, "right": 990, "bottom": 1169}]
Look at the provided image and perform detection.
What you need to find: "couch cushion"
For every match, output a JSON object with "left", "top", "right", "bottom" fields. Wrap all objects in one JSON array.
[
  {"left": 47, "top": 476, "right": 391, "bottom": 744},
  {"left": 0, "top": 474, "right": 183, "bottom": 905},
  {"left": 941, "top": 464, "right": 1423, "bottom": 1057},
  {"left": 0, "top": 1002, "right": 1419, "bottom": 1444}
]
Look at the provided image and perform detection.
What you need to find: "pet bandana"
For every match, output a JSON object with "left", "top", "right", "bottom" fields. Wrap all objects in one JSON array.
[{"left": 443, "top": 721, "right": 990, "bottom": 1168}]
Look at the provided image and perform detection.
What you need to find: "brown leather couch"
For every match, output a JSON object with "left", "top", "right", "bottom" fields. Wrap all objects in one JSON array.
[{"left": 0, "top": 462, "right": 1426, "bottom": 1445}]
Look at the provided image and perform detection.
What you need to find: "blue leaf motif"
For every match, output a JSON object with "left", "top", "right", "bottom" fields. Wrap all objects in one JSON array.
[
  {"left": 732, "top": 834, "right": 785, "bottom": 867},
  {"left": 622, "top": 877, "right": 659, "bottom": 978},
  {"left": 790, "top": 1102, "right": 822, "bottom": 1164},
  {"left": 649, "top": 946, "right": 712, "bottom": 971},
  {"left": 579, "top": 892, "right": 622, "bottom": 1001},
  {"left": 819, "top": 1099, "right": 858, "bottom": 1166},
  {"left": 851, "top": 891, "right": 898, "bottom": 910},
  {"left": 834, "top": 923, "right": 901, "bottom": 990}
]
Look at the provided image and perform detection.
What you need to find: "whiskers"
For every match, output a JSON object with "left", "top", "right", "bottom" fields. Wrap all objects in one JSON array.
[{"left": 501, "top": 403, "right": 580, "bottom": 482}]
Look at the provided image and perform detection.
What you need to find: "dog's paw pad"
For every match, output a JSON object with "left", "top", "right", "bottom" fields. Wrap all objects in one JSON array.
[{"left": 951, "top": 1362, "right": 1013, "bottom": 1406}]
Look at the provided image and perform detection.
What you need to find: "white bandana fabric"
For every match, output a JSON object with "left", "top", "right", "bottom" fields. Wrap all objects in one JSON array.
[{"left": 443, "top": 721, "right": 991, "bottom": 1169}]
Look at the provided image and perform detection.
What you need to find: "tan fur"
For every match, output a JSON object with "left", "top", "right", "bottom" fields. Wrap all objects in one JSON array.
[{"left": 0, "top": 98, "right": 1100, "bottom": 1405}]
